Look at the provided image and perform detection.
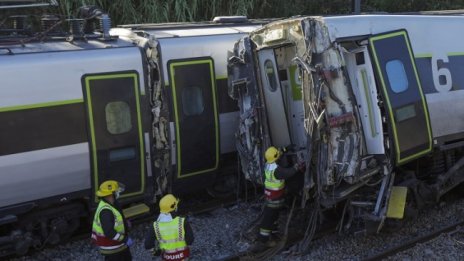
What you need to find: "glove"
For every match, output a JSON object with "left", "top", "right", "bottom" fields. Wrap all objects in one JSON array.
[
  {"left": 126, "top": 237, "right": 134, "bottom": 247},
  {"left": 294, "top": 162, "right": 306, "bottom": 173}
]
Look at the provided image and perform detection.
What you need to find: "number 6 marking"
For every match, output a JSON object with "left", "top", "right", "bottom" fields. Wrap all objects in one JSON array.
[{"left": 431, "top": 55, "right": 452, "bottom": 92}]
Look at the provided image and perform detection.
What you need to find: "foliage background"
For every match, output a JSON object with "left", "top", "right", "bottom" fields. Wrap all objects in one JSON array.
[
  {"left": 4, "top": 0, "right": 464, "bottom": 25},
  {"left": 55, "top": 0, "right": 464, "bottom": 25}
]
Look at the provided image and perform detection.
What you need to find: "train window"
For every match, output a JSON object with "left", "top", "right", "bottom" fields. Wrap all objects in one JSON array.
[
  {"left": 181, "top": 86, "right": 204, "bottom": 116},
  {"left": 356, "top": 52, "right": 365, "bottom": 65},
  {"left": 386, "top": 59, "right": 408, "bottom": 93},
  {"left": 105, "top": 101, "right": 132, "bottom": 134},
  {"left": 395, "top": 104, "right": 416, "bottom": 122},
  {"left": 264, "top": 59, "right": 278, "bottom": 92},
  {"left": 109, "top": 147, "right": 136, "bottom": 162}
]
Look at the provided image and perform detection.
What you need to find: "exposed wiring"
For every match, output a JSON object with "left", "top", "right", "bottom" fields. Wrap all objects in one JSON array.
[{"left": 243, "top": 197, "right": 297, "bottom": 261}]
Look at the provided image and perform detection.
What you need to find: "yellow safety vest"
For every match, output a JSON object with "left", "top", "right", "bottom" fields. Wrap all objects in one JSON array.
[
  {"left": 264, "top": 163, "right": 285, "bottom": 191},
  {"left": 92, "top": 200, "right": 126, "bottom": 254},
  {"left": 154, "top": 216, "right": 187, "bottom": 253}
]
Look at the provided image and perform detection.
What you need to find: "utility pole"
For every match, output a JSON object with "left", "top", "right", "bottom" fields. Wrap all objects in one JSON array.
[{"left": 352, "top": 0, "right": 361, "bottom": 14}]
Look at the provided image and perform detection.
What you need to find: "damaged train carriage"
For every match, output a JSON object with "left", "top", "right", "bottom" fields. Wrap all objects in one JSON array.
[
  {"left": 112, "top": 18, "right": 266, "bottom": 195},
  {"left": 228, "top": 15, "right": 464, "bottom": 234},
  {"left": 0, "top": 7, "right": 264, "bottom": 256}
]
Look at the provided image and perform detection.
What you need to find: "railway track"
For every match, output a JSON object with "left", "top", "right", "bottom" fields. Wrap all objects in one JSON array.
[
  {"left": 4, "top": 191, "right": 257, "bottom": 260},
  {"left": 219, "top": 227, "right": 336, "bottom": 261},
  {"left": 218, "top": 204, "right": 338, "bottom": 261},
  {"left": 220, "top": 219, "right": 464, "bottom": 261},
  {"left": 362, "top": 219, "right": 464, "bottom": 261},
  {"left": 219, "top": 198, "right": 464, "bottom": 261},
  {"left": 9, "top": 191, "right": 462, "bottom": 260}
]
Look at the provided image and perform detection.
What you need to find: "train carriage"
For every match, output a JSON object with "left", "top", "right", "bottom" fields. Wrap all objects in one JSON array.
[
  {"left": 0, "top": 6, "right": 265, "bottom": 256},
  {"left": 0, "top": 14, "right": 154, "bottom": 255},
  {"left": 228, "top": 14, "right": 464, "bottom": 235},
  {"left": 113, "top": 17, "right": 267, "bottom": 194}
]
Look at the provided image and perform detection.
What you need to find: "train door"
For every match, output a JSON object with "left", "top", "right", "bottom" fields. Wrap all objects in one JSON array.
[
  {"left": 369, "top": 30, "right": 432, "bottom": 165},
  {"left": 168, "top": 58, "right": 219, "bottom": 179},
  {"left": 82, "top": 72, "right": 145, "bottom": 202},
  {"left": 344, "top": 48, "right": 384, "bottom": 155},
  {"left": 286, "top": 65, "right": 306, "bottom": 148},
  {"left": 258, "top": 49, "right": 291, "bottom": 148}
]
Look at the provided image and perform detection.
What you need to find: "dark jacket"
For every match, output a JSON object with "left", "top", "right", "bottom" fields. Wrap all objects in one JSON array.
[
  {"left": 273, "top": 165, "right": 299, "bottom": 180},
  {"left": 99, "top": 198, "right": 129, "bottom": 243}
]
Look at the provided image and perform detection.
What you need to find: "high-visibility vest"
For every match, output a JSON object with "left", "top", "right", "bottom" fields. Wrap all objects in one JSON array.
[
  {"left": 264, "top": 163, "right": 285, "bottom": 200},
  {"left": 154, "top": 217, "right": 188, "bottom": 253},
  {"left": 91, "top": 200, "right": 127, "bottom": 254}
]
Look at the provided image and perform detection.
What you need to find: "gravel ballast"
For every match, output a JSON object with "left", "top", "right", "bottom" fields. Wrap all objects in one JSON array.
[
  {"left": 10, "top": 196, "right": 464, "bottom": 261},
  {"left": 270, "top": 197, "right": 464, "bottom": 261},
  {"left": 11, "top": 201, "right": 262, "bottom": 261}
]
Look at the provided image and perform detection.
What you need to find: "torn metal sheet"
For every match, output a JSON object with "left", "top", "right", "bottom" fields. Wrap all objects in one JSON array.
[{"left": 228, "top": 14, "right": 464, "bottom": 238}]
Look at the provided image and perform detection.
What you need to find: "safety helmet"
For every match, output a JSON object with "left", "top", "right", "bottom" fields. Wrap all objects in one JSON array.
[
  {"left": 159, "top": 194, "right": 179, "bottom": 213},
  {"left": 265, "top": 146, "right": 281, "bottom": 163},
  {"left": 96, "top": 180, "right": 125, "bottom": 197}
]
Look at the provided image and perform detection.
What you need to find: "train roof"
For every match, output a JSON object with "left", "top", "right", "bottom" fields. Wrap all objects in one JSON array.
[
  {"left": 253, "top": 14, "right": 464, "bottom": 40},
  {"left": 322, "top": 14, "right": 464, "bottom": 40},
  {"left": 117, "top": 17, "right": 274, "bottom": 39},
  {"left": 0, "top": 36, "right": 137, "bottom": 55},
  {"left": 249, "top": 14, "right": 464, "bottom": 54}
]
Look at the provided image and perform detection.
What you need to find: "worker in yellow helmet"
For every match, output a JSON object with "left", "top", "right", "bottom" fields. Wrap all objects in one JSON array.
[
  {"left": 144, "top": 194, "right": 194, "bottom": 261},
  {"left": 258, "top": 146, "right": 304, "bottom": 247},
  {"left": 91, "top": 180, "right": 133, "bottom": 261}
]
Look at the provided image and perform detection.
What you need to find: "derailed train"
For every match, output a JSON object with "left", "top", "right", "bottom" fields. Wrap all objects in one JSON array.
[
  {"left": 0, "top": 6, "right": 265, "bottom": 256},
  {"left": 3, "top": 3, "right": 464, "bottom": 257},
  {"left": 228, "top": 14, "right": 464, "bottom": 237}
]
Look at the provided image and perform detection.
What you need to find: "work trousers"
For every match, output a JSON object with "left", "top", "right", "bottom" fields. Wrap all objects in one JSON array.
[
  {"left": 104, "top": 247, "right": 132, "bottom": 261},
  {"left": 258, "top": 203, "right": 282, "bottom": 242}
]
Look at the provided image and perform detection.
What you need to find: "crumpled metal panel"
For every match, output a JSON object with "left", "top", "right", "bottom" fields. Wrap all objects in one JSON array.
[
  {"left": 227, "top": 36, "right": 265, "bottom": 184},
  {"left": 231, "top": 16, "right": 364, "bottom": 191},
  {"left": 254, "top": 17, "right": 361, "bottom": 187},
  {"left": 145, "top": 37, "right": 170, "bottom": 196},
  {"left": 319, "top": 47, "right": 360, "bottom": 185},
  {"left": 250, "top": 18, "right": 307, "bottom": 57}
]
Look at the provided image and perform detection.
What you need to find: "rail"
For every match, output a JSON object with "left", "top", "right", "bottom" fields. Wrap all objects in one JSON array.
[{"left": 363, "top": 219, "right": 464, "bottom": 260}]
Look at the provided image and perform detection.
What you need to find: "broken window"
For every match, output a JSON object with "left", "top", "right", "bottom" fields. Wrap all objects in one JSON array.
[{"left": 386, "top": 59, "right": 409, "bottom": 93}]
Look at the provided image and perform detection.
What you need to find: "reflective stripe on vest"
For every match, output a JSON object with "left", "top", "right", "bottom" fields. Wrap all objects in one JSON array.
[
  {"left": 154, "top": 217, "right": 187, "bottom": 252},
  {"left": 264, "top": 163, "right": 284, "bottom": 191},
  {"left": 91, "top": 200, "right": 126, "bottom": 253}
]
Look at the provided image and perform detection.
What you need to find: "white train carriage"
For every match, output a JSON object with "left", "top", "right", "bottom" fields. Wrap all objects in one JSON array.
[
  {"left": 228, "top": 14, "right": 464, "bottom": 235},
  {"left": 0, "top": 15, "right": 153, "bottom": 255},
  {"left": 112, "top": 17, "right": 267, "bottom": 195},
  {"left": 0, "top": 7, "right": 265, "bottom": 256}
]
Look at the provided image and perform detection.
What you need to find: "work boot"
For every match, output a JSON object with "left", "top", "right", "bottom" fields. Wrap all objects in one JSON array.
[
  {"left": 250, "top": 241, "right": 269, "bottom": 253},
  {"left": 252, "top": 235, "right": 277, "bottom": 251},
  {"left": 270, "top": 231, "right": 281, "bottom": 241},
  {"left": 265, "top": 238, "right": 278, "bottom": 248}
]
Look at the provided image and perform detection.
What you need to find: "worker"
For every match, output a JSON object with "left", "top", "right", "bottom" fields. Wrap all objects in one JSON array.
[
  {"left": 258, "top": 146, "right": 304, "bottom": 246},
  {"left": 144, "top": 194, "right": 194, "bottom": 261},
  {"left": 91, "top": 180, "right": 133, "bottom": 261}
]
